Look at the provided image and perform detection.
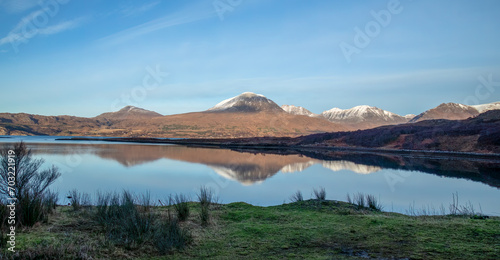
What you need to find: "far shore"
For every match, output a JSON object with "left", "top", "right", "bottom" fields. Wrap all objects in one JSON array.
[{"left": 57, "top": 136, "right": 500, "bottom": 161}]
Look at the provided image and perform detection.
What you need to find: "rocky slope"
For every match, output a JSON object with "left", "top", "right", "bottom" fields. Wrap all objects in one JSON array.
[{"left": 410, "top": 103, "right": 479, "bottom": 123}]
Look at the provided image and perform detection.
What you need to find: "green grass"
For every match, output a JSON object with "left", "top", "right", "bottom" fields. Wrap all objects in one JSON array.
[{"left": 2, "top": 200, "right": 499, "bottom": 259}]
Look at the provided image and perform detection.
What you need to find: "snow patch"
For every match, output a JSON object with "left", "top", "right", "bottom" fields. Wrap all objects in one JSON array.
[
  {"left": 472, "top": 101, "right": 500, "bottom": 113},
  {"left": 321, "top": 105, "right": 403, "bottom": 122}
]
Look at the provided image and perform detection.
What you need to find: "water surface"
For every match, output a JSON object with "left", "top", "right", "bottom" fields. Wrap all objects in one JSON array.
[{"left": 1, "top": 136, "right": 499, "bottom": 216}]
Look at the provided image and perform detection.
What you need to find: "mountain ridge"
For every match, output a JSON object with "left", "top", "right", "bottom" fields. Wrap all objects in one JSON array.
[
  {"left": 1, "top": 92, "right": 499, "bottom": 138},
  {"left": 320, "top": 105, "right": 409, "bottom": 129}
]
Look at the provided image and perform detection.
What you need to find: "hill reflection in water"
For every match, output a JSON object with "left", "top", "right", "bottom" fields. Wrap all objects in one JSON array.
[{"left": 29, "top": 142, "right": 500, "bottom": 188}]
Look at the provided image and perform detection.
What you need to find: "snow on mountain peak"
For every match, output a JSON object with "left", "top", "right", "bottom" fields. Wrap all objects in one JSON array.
[
  {"left": 321, "top": 105, "right": 406, "bottom": 124},
  {"left": 323, "top": 107, "right": 343, "bottom": 113},
  {"left": 96, "top": 105, "right": 162, "bottom": 119},
  {"left": 207, "top": 92, "right": 283, "bottom": 112},
  {"left": 240, "top": 92, "right": 264, "bottom": 98},
  {"left": 120, "top": 106, "right": 156, "bottom": 114},
  {"left": 404, "top": 114, "right": 416, "bottom": 120},
  {"left": 281, "top": 105, "right": 319, "bottom": 117},
  {"left": 471, "top": 101, "right": 500, "bottom": 113}
]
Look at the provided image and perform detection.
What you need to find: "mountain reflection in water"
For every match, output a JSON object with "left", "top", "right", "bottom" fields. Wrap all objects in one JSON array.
[{"left": 29, "top": 143, "right": 500, "bottom": 188}]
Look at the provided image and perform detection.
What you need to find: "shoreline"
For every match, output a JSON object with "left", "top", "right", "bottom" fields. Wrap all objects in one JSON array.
[{"left": 57, "top": 136, "right": 500, "bottom": 161}]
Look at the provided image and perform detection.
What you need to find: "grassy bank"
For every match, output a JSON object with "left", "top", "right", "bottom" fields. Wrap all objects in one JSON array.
[{"left": 2, "top": 198, "right": 499, "bottom": 259}]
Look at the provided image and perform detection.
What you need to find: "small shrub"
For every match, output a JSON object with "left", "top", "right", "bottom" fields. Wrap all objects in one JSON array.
[
  {"left": 290, "top": 190, "right": 304, "bottom": 203},
  {"left": 17, "top": 191, "right": 47, "bottom": 226},
  {"left": 43, "top": 190, "right": 59, "bottom": 214},
  {"left": 154, "top": 218, "right": 192, "bottom": 254},
  {"left": 0, "top": 142, "right": 61, "bottom": 227},
  {"left": 366, "top": 194, "right": 382, "bottom": 211},
  {"left": 313, "top": 187, "right": 326, "bottom": 201},
  {"left": 93, "top": 190, "right": 192, "bottom": 254},
  {"left": 172, "top": 194, "right": 190, "bottom": 221},
  {"left": 197, "top": 186, "right": 216, "bottom": 207},
  {"left": 197, "top": 186, "right": 217, "bottom": 226},
  {"left": 353, "top": 192, "right": 365, "bottom": 209},
  {"left": 347, "top": 192, "right": 383, "bottom": 211},
  {"left": 68, "top": 189, "right": 91, "bottom": 211},
  {"left": 94, "top": 190, "right": 154, "bottom": 248},
  {"left": 138, "top": 191, "right": 152, "bottom": 213}
]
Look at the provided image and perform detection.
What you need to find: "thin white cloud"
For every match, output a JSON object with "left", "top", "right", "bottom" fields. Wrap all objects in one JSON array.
[
  {"left": 0, "top": 9, "right": 88, "bottom": 48},
  {"left": 96, "top": 7, "right": 214, "bottom": 47}
]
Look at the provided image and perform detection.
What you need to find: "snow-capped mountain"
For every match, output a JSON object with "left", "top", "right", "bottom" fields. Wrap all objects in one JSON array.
[
  {"left": 404, "top": 114, "right": 416, "bottom": 120},
  {"left": 321, "top": 105, "right": 408, "bottom": 129},
  {"left": 207, "top": 92, "right": 284, "bottom": 113},
  {"left": 409, "top": 103, "right": 479, "bottom": 123},
  {"left": 281, "top": 105, "right": 321, "bottom": 118},
  {"left": 472, "top": 101, "right": 500, "bottom": 113},
  {"left": 96, "top": 105, "right": 162, "bottom": 120}
]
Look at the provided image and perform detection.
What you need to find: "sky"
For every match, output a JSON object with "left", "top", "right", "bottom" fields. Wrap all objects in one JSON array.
[{"left": 0, "top": 0, "right": 499, "bottom": 117}]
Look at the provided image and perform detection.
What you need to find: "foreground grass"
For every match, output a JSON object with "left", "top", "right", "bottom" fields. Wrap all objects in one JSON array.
[{"left": 3, "top": 200, "right": 499, "bottom": 259}]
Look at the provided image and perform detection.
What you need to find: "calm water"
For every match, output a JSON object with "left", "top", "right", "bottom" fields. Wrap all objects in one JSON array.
[{"left": 1, "top": 136, "right": 499, "bottom": 216}]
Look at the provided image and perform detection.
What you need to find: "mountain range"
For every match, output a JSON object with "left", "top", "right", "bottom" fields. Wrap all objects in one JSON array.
[
  {"left": 0, "top": 92, "right": 499, "bottom": 138},
  {"left": 283, "top": 100, "right": 500, "bottom": 129}
]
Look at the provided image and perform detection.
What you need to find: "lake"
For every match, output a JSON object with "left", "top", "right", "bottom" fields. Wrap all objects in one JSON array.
[{"left": 1, "top": 135, "right": 499, "bottom": 216}]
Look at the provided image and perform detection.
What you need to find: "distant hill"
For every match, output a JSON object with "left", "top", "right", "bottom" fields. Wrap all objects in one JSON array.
[
  {"left": 206, "top": 92, "right": 284, "bottom": 113},
  {"left": 410, "top": 103, "right": 479, "bottom": 123},
  {"left": 96, "top": 106, "right": 162, "bottom": 120},
  {"left": 0, "top": 113, "right": 101, "bottom": 136}
]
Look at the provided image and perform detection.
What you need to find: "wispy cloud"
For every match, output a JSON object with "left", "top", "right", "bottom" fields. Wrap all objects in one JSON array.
[
  {"left": 96, "top": 6, "right": 214, "bottom": 47},
  {"left": 0, "top": 8, "right": 88, "bottom": 48}
]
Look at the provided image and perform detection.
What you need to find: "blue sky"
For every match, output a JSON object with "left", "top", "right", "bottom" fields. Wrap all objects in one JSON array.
[{"left": 1, "top": 0, "right": 499, "bottom": 117}]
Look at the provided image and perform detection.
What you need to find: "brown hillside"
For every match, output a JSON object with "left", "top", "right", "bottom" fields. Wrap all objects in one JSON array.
[
  {"left": 110, "top": 111, "right": 348, "bottom": 138},
  {"left": 0, "top": 110, "right": 347, "bottom": 138}
]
